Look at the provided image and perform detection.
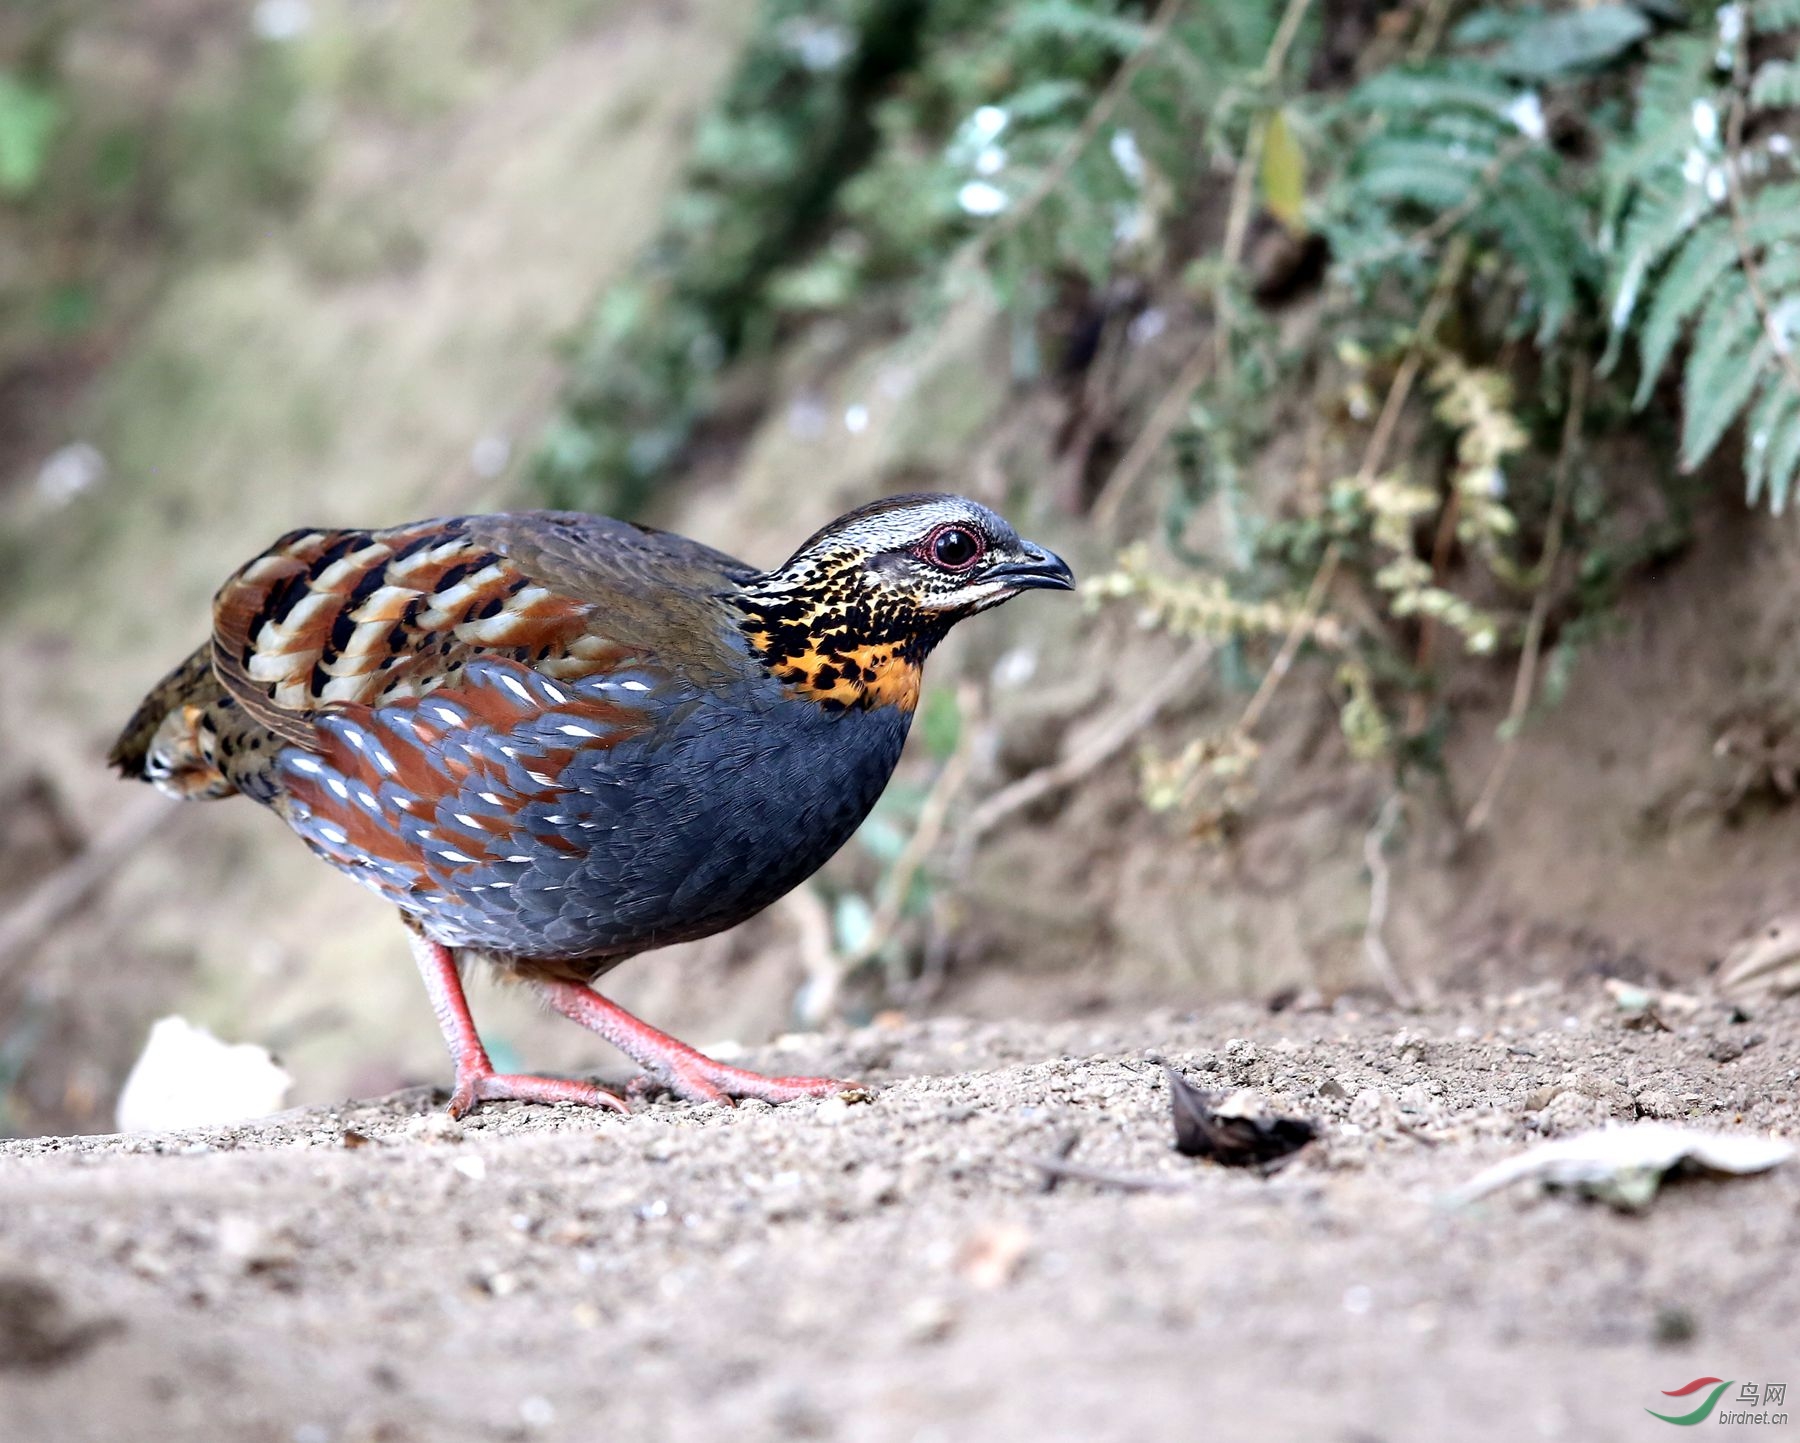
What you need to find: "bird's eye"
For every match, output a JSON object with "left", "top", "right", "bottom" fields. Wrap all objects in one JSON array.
[{"left": 927, "top": 525, "right": 984, "bottom": 571}]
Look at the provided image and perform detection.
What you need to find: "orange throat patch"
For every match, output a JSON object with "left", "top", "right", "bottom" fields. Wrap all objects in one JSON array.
[
  {"left": 781, "top": 639, "right": 923, "bottom": 712},
  {"left": 734, "top": 560, "right": 948, "bottom": 715}
]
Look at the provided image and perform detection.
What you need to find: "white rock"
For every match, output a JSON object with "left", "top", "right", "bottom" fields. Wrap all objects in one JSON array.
[{"left": 115, "top": 1017, "right": 292, "bottom": 1133}]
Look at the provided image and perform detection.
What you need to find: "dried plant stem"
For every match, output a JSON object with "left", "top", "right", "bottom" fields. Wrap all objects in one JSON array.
[
  {"left": 1216, "top": 0, "right": 1315, "bottom": 285},
  {"left": 963, "top": 647, "right": 1213, "bottom": 845},
  {"left": 0, "top": 797, "right": 174, "bottom": 998},
  {"left": 1360, "top": 235, "right": 1469, "bottom": 488},
  {"left": 1361, "top": 791, "right": 1417, "bottom": 1009},
  {"left": 1090, "top": 348, "right": 1214, "bottom": 528},
  {"left": 1025, "top": 1155, "right": 1186, "bottom": 1193},
  {"left": 1233, "top": 541, "right": 1340, "bottom": 740},
  {"left": 783, "top": 885, "right": 840, "bottom": 1027},
  {"left": 849, "top": 686, "right": 981, "bottom": 970},
  {"left": 792, "top": 686, "right": 983, "bottom": 1023},
  {"left": 1464, "top": 359, "right": 1589, "bottom": 832},
  {"left": 1227, "top": 235, "right": 1469, "bottom": 743},
  {"left": 1092, "top": 0, "right": 1314, "bottom": 529},
  {"left": 1408, "top": 0, "right": 1455, "bottom": 64}
]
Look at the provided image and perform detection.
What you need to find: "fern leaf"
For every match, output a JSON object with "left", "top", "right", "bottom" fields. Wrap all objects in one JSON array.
[
  {"left": 1744, "top": 375, "right": 1800, "bottom": 503},
  {"left": 1681, "top": 274, "right": 1764, "bottom": 469},
  {"left": 1766, "top": 390, "right": 1800, "bottom": 511},
  {"left": 1749, "top": 244, "right": 1800, "bottom": 295},
  {"left": 1631, "top": 216, "right": 1736, "bottom": 405},
  {"left": 1752, "top": 59, "right": 1800, "bottom": 109},
  {"left": 1350, "top": 64, "right": 1519, "bottom": 122},
  {"left": 1601, "top": 36, "right": 1715, "bottom": 228},
  {"left": 1354, "top": 137, "right": 1492, "bottom": 212},
  {"left": 1489, "top": 168, "right": 1585, "bottom": 341},
  {"left": 1013, "top": 1, "right": 1150, "bottom": 54},
  {"left": 1752, "top": 0, "right": 1800, "bottom": 36},
  {"left": 1606, "top": 167, "right": 1717, "bottom": 335},
  {"left": 1746, "top": 183, "right": 1800, "bottom": 247},
  {"left": 1478, "top": 5, "right": 1652, "bottom": 80}
]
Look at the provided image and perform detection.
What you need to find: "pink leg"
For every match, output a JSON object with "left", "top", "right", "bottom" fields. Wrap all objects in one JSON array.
[
  {"left": 407, "top": 932, "right": 627, "bottom": 1119},
  {"left": 536, "top": 979, "right": 859, "bottom": 1107}
]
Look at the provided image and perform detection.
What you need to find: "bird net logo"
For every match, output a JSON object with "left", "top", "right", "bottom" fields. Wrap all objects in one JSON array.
[{"left": 1647, "top": 1379, "right": 1788, "bottom": 1427}]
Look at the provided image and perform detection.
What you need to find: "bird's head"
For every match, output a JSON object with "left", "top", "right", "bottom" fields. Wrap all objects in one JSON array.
[{"left": 734, "top": 493, "right": 1075, "bottom": 712}]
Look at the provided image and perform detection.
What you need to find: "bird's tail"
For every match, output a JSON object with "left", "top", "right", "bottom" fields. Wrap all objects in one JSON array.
[{"left": 109, "top": 643, "right": 238, "bottom": 800}]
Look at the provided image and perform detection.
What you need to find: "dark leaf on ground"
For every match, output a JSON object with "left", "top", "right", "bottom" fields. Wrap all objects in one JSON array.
[
  {"left": 0, "top": 1273, "right": 121, "bottom": 1372},
  {"left": 1165, "top": 1067, "right": 1316, "bottom": 1168}
]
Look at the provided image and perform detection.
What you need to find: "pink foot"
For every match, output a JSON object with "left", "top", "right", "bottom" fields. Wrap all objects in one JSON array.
[
  {"left": 537, "top": 977, "right": 860, "bottom": 1108},
  {"left": 447, "top": 1068, "right": 628, "bottom": 1120},
  {"left": 628, "top": 1059, "right": 860, "bottom": 1108}
]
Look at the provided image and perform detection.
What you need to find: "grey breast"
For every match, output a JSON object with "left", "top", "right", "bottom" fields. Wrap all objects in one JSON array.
[{"left": 430, "top": 673, "right": 915, "bottom": 964}]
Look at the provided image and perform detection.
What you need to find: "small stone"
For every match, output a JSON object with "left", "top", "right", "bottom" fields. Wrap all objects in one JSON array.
[
  {"left": 955, "top": 1224, "right": 1031, "bottom": 1290},
  {"left": 1521, "top": 1085, "right": 1563, "bottom": 1113},
  {"left": 855, "top": 1167, "right": 901, "bottom": 1208},
  {"left": 452, "top": 1155, "right": 487, "bottom": 1182},
  {"left": 901, "top": 1296, "right": 957, "bottom": 1344},
  {"left": 1316, "top": 1077, "right": 1349, "bottom": 1101},
  {"left": 1566, "top": 1072, "right": 1634, "bottom": 1118},
  {"left": 1349, "top": 1088, "right": 1395, "bottom": 1128},
  {"left": 215, "top": 1215, "right": 293, "bottom": 1272},
  {"left": 1210, "top": 1089, "right": 1268, "bottom": 1120},
  {"left": 405, "top": 1113, "right": 465, "bottom": 1144},
  {"left": 1654, "top": 1305, "right": 1699, "bottom": 1347}
]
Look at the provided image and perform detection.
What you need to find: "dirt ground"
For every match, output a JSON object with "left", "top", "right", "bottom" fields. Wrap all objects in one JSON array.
[{"left": 2, "top": 985, "right": 1795, "bottom": 1443}]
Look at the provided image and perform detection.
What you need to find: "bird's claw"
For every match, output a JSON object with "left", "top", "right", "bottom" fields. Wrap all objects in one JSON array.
[
  {"left": 629, "top": 1062, "right": 862, "bottom": 1108},
  {"left": 446, "top": 1069, "right": 630, "bottom": 1119}
]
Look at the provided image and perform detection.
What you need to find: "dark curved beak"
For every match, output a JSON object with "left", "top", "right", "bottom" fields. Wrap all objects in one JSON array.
[{"left": 987, "top": 543, "right": 1075, "bottom": 592}]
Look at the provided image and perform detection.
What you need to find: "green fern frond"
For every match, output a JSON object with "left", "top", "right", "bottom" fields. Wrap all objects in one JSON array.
[
  {"left": 1752, "top": 0, "right": 1800, "bottom": 37},
  {"left": 1744, "top": 374, "right": 1800, "bottom": 503},
  {"left": 1751, "top": 58, "right": 1800, "bottom": 107},
  {"left": 1631, "top": 217, "right": 1735, "bottom": 404},
  {"left": 1350, "top": 63, "right": 1520, "bottom": 121},
  {"left": 1352, "top": 137, "right": 1495, "bottom": 211},
  {"left": 1605, "top": 167, "right": 1717, "bottom": 345},
  {"left": 1012, "top": 1, "right": 1151, "bottom": 54},
  {"left": 1680, "top": 273, "right": 1764, "bottom": 469},
  {"left": 1764, "top": 393, "right": 1800, "bottom": 511},
  {"left": 1600, "top": 35, "right": 1715, "bottom": 226}
]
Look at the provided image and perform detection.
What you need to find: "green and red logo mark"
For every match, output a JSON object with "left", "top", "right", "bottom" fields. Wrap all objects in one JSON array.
[{"left": 1648, "top": 1378, "right": 1731, "bottom": 1426}]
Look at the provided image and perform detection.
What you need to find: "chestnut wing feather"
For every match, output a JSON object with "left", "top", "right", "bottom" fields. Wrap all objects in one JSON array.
[
  {"left": 206, "top": 512, "right": 761, "bottom": 936},
  {"left": 210, "top": 511, "right": 753, "bottom": 747}
]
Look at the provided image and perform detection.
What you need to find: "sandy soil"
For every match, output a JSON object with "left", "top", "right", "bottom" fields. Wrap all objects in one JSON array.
[{"left": 2, "top": 985, "right": 1796, "bottom": 1443}]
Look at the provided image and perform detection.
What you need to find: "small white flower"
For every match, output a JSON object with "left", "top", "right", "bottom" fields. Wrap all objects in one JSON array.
[
  {"left": 252, "top": 0, "right": 311, "bottom": 41},
  {"left": 35, "top": 442, "right": 106, "bottom": 506},
  {"left": 777, "top": 18, "right": 853, "bottom": 72},
  {"left": 957, "top": 180, "right": 1009, "bottom": 217},
  {"left": 972, "top": 105, "right": 1009, "bottom": 141},
  {"left": 1110, "top": 128, "right": 1146, "bottom": 186},
  {"left": 1504, "top": 92, "right": 1546, "bottom": 142},
  {"left": 975, "top": 143, "right": 1007, "bottom": 177},
  {"left": 1693, "top": 99, "right": 1720, "bottom": 146}
]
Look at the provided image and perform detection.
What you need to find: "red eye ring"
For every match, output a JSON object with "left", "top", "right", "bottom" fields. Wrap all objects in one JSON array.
[{"left": 922, "top": 523, "right": 985, "bottom": 572}]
